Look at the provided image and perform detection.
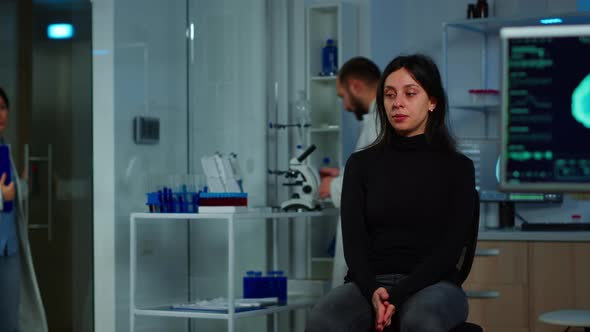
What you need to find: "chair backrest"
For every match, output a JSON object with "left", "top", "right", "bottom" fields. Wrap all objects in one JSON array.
[
  {"left": 453, "top": 191, "right": 480, "bottom": 285},
  {"left": 448, "top": 192, "right": 483, "bottom": 332}
]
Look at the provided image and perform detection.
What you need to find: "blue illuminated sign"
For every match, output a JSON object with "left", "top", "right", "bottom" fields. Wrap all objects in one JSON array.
[
  {"left": 539, "top": 18, "right": 563, "bottom": 24},
  {"left": 47, "top": 23, "right": 74, "bottom": 39}
]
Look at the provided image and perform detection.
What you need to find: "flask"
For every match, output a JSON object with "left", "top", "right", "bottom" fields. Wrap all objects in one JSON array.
[
  {"left": 476, "top": 0, "right": 488, "bottom": 18},
  {"left": 321, "top": 38, "right": 338, "bottom": 76},
  {"left": 467, "top": 4, "right": 475, "bottom": 19},
  {"left": 293, "top": 90, "right": 311, "bottom": 147},
  {"left": 294, "top": 90, "right": 311, "bottom": 127}
]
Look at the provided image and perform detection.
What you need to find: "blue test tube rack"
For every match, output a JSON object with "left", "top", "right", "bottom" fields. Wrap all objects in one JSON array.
[
  {"left": 145, "top": 188, "right": 200, "bottom": 213},
  {"left": 243, "top": 270, "right": 287, "bottom": 303}
]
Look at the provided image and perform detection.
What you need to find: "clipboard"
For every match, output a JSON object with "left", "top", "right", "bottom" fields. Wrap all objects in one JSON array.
[{"left": 0, "top": 145, "right": 13, "bottom": 212}]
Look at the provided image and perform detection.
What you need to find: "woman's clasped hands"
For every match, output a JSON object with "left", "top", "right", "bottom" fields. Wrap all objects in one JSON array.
[{"left": 372, "top": 287, "right": 395, "bottom": 332}]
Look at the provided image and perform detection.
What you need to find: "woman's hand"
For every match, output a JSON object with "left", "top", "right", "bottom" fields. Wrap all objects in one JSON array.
[
  {"left": 372, "top": 287, "right": 395, "bottom": 331},
  {"left": 0, "top": 172, "right": 15, "bottom": 202}
]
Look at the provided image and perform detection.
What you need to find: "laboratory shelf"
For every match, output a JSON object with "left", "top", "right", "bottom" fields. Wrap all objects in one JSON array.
[
  {"left": 451, "top": 103, "right": 500, "bottom": 112},
  {"left": 310, "top": 75, "right": 337, "bottom": 82},
  {"left": 133, "top": 296, "right": 320, "bottom": 320},
  {"left": 477, "top": 229, "right": 590, "bottom": 242},
  {"left": 311, "top": 257, "right": 334, "bottom": 263},
  {"left": 442, "top": 13, "right": 590, "bottom": 140},
  {"left": 131, "top": 209, "right": 338, "bottom": 221},
  {"left": 309, "top": 126, "right": 340, "bottom": 133},
  {"left": 443, "top": 12, "right": 590, "bottom": 87},
  {"left": 130, "top": 209, "right": 339, "bottom": 332},
  {"left": 443, "top": 12, "right": 590, "bottom": 34}
]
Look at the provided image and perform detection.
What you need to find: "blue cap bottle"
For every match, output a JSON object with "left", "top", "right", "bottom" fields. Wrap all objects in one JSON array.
[{"left": 322, "top": 38, "right": 338, "bottom": 76}]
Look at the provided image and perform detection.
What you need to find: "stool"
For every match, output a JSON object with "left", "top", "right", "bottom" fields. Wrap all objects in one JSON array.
[
  {"left": 450, "top": 322, "right": 483, "bottom": 332},
  {"left": 539, "top": 309, "right": 590, "bottom": 332}
]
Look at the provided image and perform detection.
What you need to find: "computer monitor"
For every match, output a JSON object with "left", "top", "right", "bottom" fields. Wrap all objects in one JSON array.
[
  {"left": 458, "top": 138, "right": 562, "bottom": 202},
  {"left": 500, "top": 25, "right": 590, "bottom": 193}
]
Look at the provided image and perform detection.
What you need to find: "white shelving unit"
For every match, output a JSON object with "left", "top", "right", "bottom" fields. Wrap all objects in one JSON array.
[
  {"left": 442, "top": 17, "right": 501, "bottom": 138},
  {"left": 442, "top": 12, "right": 590, "bottom": 81},
  {"left": 305, "top": 2, "right": 358, "bottom": 170},
  {"left": 442, "top": 13, "right": 590, "bottom": 225},
  {"left": 443, "top": 12, "right": 590, "bottom": 133},
  {"left": 129, "top": 209, "right": 338, "bottom": 332},
  {"left": 303, "top": 1, "right": 358, "bottom": 282},
  {"left": 442, "top": 12, "right": 590, "bottom": 136}
]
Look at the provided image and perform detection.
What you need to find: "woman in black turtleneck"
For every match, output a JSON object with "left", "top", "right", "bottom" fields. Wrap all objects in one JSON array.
[{"left": 306, "top": 54, "right": 476, "bottom": 332}]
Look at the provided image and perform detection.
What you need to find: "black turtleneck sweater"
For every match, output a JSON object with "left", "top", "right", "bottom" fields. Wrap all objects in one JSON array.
[{"left": 340, "top": 134, "right": 475, "bottom": 308}]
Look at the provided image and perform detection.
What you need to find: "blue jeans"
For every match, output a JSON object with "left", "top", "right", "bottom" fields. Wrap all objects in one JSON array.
[
  {"left": 306, "top": 274, "right": 468, "bottom": 332},
  {"left": 0, "top": 252, "right": 20, "bottom": 332}
]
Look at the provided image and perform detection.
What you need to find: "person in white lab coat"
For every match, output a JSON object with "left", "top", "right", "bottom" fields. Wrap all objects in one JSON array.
[{"left": 318, "top": 57, "right": 381, "bottom": 289}]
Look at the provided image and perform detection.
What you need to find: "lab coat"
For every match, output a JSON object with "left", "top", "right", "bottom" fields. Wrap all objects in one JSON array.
[
  {"left": 330, "top": 101, "right": 379, "bottom": 288},
  {"left": 0, "top": 154, "right": 48, "bottom": 332}
]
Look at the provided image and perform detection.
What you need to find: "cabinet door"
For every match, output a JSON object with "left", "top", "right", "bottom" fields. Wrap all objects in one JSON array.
[
  {"left": 466, "top": 284, "right": 528, "bottom": 330},
  {"left": 465, "top": 241, "right": 528, "bottom": 285},
  {"left": 529, "top": 242, "right": 589, "bottom": 332},
  {"left": 573, "top": 242, "right": 590, "bottom": 308},
  {"left": 464, "top": 241, "right": 529, "bottom": 331}
]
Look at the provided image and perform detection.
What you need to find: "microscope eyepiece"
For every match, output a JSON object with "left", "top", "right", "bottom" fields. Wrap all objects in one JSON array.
[{"left": 296, "top": 144, "right": 317, "bottom": 163}]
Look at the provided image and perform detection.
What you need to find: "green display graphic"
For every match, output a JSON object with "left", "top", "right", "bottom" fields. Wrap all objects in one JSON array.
[
  {"left": 508, "top": 150, "right": 553, "bottom": 161},
  {"left": 508, "top": 193, "right": 545, "bottom": 201},
  {"left": 510, "top": 108, "right": 529, "bottom": 114},
  {"left": 572, "top": 73, "right": 590, "bottom": 129}
]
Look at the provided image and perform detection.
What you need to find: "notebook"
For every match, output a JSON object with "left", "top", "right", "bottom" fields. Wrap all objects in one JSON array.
[
  {"left": 171, "top": 297, "right": 278, "bottom": 312},
  {"left": 0, "top": 145, "right": 13, "bottom": 212}
]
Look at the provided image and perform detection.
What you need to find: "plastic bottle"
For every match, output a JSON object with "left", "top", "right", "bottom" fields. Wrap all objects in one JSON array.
[
  {"left": 243, "top": 271, "right": 262, "bottom": 298},
  {"left": 265, "top": 270, "right": 287, "bottom": 303},
  {"left": 269, "top": 270, "right": 287, "bottom": 303},
  {"left": 322, "top": 38, "right": 338, "bottom": 76}
]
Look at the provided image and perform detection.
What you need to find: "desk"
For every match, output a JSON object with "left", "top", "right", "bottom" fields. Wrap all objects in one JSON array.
[
  {"left": 539, "top": 309, "right": 590, "bottom": 331},
  {"left": 129, "top": 209, "right": 339, "bottom": 332}
]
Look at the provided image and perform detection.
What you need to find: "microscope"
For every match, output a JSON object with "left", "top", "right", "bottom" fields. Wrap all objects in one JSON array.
[{"left": 278, "top": 144, "right": 321, "bottom": 211}]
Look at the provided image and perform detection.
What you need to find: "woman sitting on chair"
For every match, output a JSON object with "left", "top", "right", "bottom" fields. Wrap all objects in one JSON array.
[{"left": 306, "top": 54, "right": 476, "bottom": 332}]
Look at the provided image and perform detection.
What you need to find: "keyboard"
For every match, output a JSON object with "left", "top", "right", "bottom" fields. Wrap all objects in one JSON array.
[{"left": 521, "top": 222, "right": 590, "bottom": 231}]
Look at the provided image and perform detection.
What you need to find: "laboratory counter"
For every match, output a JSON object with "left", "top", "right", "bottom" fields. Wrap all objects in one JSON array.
[{"left": 478, "top": 229, "right": 590, "bottom": 242}]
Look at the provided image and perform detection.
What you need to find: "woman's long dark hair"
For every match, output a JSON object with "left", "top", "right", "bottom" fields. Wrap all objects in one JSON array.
[
  {"left": 372, "top": 54, "right": 456, "bottom": 153},
  {"left": 0, "top": 87, "right": 9, "bottom": 109}
]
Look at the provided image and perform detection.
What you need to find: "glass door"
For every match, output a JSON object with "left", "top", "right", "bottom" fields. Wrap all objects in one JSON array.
[
  {"left": 187, "top": 0, "right": 269, "bottom": 331},
  {"left": 0, "top": 0, "right": 94, "bottom": 331}
]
